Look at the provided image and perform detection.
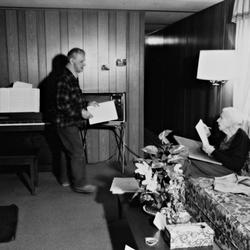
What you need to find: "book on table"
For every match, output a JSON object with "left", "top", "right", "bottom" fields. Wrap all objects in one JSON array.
[{"left": 110, "top": 177, "right": 139, "bottom": 194}]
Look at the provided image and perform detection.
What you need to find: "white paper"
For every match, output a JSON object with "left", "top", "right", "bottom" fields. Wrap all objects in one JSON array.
[
  {"left": 153, "top": 212, "right": 167, "bottom": 230},
  {"left": 87, "top": 100, "right": 118, "bottom": 125},
  {"left": 124, "top": 245, "right": 135, "bottom": 250},
  {"left": 110, "top": 177, "right": 139, "bottom": 194},
  {"left": 9, "top": 89, "right": 40, "bottom": 112},
  {"left": 13, "top": 81, "right": 32, "bottom": 88},
  {"left": 195, "top": 119, "right": 209, "bottom": 146},
  {"left": 0, "top": 88, "right": 10, "bottom": 112},
  {"left": 0, "top": 88, "right": 40, "bottom": 112}
]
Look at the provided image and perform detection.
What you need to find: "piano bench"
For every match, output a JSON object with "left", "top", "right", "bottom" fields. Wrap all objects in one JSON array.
[{"left": 0, "top": 154, "right": 38, "bottom": 195}]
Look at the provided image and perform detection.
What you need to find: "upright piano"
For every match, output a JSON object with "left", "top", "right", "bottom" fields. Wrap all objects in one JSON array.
[
  {"left": 0, "top": 112, "right": 46, "bottom": 132},
  {"left": 0, "top": 112, "right": 46, "bottom": 194}
]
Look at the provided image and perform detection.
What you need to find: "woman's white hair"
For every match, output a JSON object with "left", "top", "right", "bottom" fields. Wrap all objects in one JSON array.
[{"left": 222, "top": 107, "right": 244, "bottom": 126}]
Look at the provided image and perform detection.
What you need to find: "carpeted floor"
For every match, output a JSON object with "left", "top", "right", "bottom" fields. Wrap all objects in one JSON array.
[{"left": 0, "top": 161, "right": 136, "bottom": 250}]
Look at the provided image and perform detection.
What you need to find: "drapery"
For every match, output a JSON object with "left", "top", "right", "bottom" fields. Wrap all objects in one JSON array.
[
  {"left": 231, "top": 0, "right": 250, "bottom": 120},
  {"left": 232, "top": 0, "right": 250, "bottom": 22}
]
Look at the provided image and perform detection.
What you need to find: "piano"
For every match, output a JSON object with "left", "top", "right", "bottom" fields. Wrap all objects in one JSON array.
[
  {"left": 0, "top": 112, "right": 46, "bottom": 132},
  {"left": 0, "top": 113, "right": 45, "bottom": 194}
]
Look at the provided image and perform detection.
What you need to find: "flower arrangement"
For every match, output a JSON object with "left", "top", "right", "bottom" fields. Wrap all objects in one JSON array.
[{"left": 133, "top": 130, "right": 191, "bottom": 224}]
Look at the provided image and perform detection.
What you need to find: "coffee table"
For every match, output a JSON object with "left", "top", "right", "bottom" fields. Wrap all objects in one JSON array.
[{"left": 118, "top": 193, "right": 215, "bottom": 250}]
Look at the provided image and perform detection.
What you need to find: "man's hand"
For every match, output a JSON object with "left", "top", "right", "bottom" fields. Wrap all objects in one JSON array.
[
  {"left": 202, "top": 143, "right": 215, "bottom": 156},
  {"left": 81, "top": 109, "right": 93, "bottom": 119},
  {"left": 88, "top": 101, "right": 99, "bottom": 107}
]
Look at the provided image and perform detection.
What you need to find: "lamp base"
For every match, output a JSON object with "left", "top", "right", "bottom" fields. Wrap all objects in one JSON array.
[{"left": 210, "top": 80, "right": 227, "bottom": 86}]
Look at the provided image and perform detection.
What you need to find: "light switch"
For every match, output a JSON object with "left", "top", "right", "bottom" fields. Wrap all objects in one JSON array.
[{"left": 116, "top": 59, "right": 126, "bottom": 66}]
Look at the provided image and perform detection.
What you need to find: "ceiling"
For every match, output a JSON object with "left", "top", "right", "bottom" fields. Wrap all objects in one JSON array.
[{"left": 0, "top": 0, "right": 223, "bottom": 34}]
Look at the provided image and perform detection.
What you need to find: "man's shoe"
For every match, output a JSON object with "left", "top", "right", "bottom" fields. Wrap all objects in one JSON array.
[
  {"left": 73, "top": 184, "right": 96, "bottom": 194},
  {"left": 61, "top": 182, "right": 70, "bottom": 187}
]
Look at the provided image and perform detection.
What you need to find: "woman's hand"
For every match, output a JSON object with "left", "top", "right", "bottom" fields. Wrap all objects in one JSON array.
[
  {"left": 81, "top": 109, "right": 93, "bottom": 119},
  {"left": 88, "top": 101, "right": 99, "bottom": 107},
  {"left": 202, "top": 123, "right": 211, "bottom": 137},
  {"left": 202, "top": 143, "right": 215, "bottom": 156}
]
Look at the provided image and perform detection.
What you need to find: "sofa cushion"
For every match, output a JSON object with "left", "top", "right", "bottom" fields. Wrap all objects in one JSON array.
[{"left": 185, "top": 177, "right": 250, "bottom": 250}]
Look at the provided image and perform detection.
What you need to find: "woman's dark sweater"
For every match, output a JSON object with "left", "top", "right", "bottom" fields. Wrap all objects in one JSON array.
[{"left": 209, "top": 128, "right": 250, "bottom": 173}]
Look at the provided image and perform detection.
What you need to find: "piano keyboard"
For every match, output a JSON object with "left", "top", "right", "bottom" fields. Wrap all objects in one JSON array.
[
  {"left": 0, "top": 112, "right": 45, "bottom": 131},
  {"left": 0, "top": 122, "right": 45, "bottom": 126}
]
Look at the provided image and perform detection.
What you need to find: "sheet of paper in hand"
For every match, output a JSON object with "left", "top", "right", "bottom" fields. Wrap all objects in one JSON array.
[
  {"left": 195, "top": 119, "right": 209, "bottom": 146},
  {"left": 87, "top": 100, "right": 118, "bottom": 125}
]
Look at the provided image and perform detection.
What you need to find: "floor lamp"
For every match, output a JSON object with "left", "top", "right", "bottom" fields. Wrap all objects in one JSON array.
[{"left": 196, "top": 50, "right": 237, "bottom": 116}]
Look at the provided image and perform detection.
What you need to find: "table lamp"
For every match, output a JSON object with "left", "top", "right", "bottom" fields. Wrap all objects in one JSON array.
[{"left": 197, "top": 50, "right": 237, "bottom": 86}]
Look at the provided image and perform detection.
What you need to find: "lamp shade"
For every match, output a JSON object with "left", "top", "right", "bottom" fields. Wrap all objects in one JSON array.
[{"left": 197, "top": 50, "right": 237, "bottom": 81}]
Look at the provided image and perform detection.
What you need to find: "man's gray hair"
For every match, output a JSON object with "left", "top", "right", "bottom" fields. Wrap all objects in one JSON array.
[{"left": 67, "top": 48, "right": 85, "bottom": 60}]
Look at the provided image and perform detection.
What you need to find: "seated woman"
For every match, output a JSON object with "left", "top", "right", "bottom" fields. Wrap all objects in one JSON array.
[{"left": 185, "top": 107, "right": 250, "bottom": 178}]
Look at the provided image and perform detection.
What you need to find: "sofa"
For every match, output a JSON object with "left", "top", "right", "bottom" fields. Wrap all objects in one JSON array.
[
  {"left": 183, "top": 119, "right": 250, "bottom": 249},
  {"left": 185, "top": 176, "right": 250, "bottom": 250},
  {"left": 145, "top": 127, "right": 250, "bottom": 249}
]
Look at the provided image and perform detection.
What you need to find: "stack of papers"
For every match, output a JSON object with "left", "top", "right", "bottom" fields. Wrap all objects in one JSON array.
[
  {"left": 214, "top": 174, "right": 250, "bottom": 195},
  {"left": 110, "top": 177, "right": 139, "bottom": 194}
]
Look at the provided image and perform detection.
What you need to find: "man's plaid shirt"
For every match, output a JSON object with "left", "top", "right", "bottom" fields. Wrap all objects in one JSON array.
[{"left": 56, "top": 68, "right": 87, "bottom": 128}]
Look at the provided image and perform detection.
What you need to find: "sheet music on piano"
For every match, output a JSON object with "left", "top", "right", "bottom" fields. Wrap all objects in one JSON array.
[
  {"left": 0, "top": 84, "right": 40, "bottom": 113},
  {"left": 0, "top": 82, "right": 43, "bottom": 131},
  {"left": 0, "top": 88, "right": 9, "bottom": 112},
  {"left": 13, "top": 81, "right": 32, "bottom": 88}
]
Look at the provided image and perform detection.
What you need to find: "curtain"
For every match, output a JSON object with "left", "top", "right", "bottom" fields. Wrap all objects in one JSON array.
[
  {"left": 232, "top": 0, "right": 250, "bottom": 22},
  {"left": 231, "top": 0, "right": 250, "bottom": 122}
]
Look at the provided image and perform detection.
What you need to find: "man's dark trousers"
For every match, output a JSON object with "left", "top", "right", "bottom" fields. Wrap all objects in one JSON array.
[{"left": 57, "top": 126, "right": 86, "bottom": 187}]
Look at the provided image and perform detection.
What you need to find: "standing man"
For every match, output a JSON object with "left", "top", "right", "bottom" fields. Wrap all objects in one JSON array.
[{"left": 56, "top": 48, "right": 97, "bottom": 193}]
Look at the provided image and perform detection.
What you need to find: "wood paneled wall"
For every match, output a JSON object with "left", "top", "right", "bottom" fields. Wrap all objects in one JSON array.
[
  {"left": 145, "top": 0, "right": 235, "bottom": 139},
  {"left": 0, "top": 8, "right": 144, "bottom": 165}
]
